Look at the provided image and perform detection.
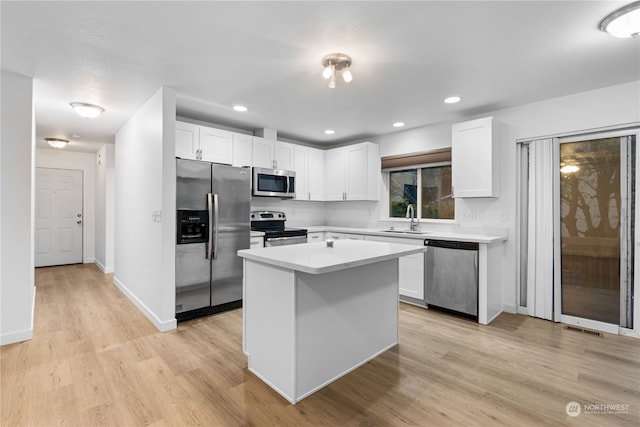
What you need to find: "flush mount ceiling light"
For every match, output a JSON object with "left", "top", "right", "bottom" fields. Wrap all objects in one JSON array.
[
  {"left": 444, "top": 96, "right": 461, "bottom": 104},
  {"left": 393, "top": 122, "right": 405, "bottom": 128},
  {"left": 560, "top": 165, "right": 580, "bottom": 174},
  {"left": 45, "top": 137, "right": 69, "bottom": 149},
  {"left": 70, "top": 102, "right": 104, "bottom": 118},
  {"left": 324, "top": 129, "right": 336, "bottom": 135},
  {"left": 599, "top": 1, "right": 640, "bottom": 38},
  {"left": 321, "top": 53, "right": 353, "bottom": 88},
  {"left": 233, "top": 105, "right": 248, "bottom": 112}
]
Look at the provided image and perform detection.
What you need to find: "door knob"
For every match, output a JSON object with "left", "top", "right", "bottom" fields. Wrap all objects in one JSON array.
[{"left": 77, "top": 220, "right": 82, "bottom": 225}]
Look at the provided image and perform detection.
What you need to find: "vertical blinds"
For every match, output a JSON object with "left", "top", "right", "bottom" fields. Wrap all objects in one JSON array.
[{"left": 380, "top": 148, "right": 451, "bottom": 170}]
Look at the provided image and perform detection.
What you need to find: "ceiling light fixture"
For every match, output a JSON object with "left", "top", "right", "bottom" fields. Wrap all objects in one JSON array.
[
  {"left": 324, "top": 129, "right": 336, "bottom": 135},
  {"left": 321, "top": 53, "right": 353, "bottom": 88},
  {"left": 393, "top": 122, "right": 405, "bottom": 128},
  {"left": 233, "top": 105, "right": 248, "bottom": 112},
  {"left": 560, "top": 165, "right": 580, "bottom": 174},
  {"left": 599, "top": 1, "right": 640, "bottom": 38},
  {"left": 70, "top": 102, "right": 104, "bottom": 118},
  {"left": 45, "top": 137, "right": 69, "bottom": 149},
  {"left": 444, "top": 96, "right": 461, "bottom": 104}
]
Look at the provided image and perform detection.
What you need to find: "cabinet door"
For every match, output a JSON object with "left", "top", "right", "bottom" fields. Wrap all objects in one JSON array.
[
  {"left": 452, "top": 116, "right": 498, "bottom": 197},
  {"left": 307, "top": 231, "right": 325, "bottom": 243},
  {"left": 200, "top": 126, "right": 233, "bottom": 164},
  {"left": 345, "top": 144, "right": 368, "bottom": 200},
  {"left": 294, "top": 146, "right": 308, "bottom": 200},
  {"left": 275, "top": 141, "right": 294, "bottom": 170},
  {"left": 325, "top": 148, "right": 346, "bottom": 200},
  {"left": 250, "top": 236, "right": 264, "bottom": 249},
  {"left": 175, "top": 121, "right": 199, "bottom": 160},
  {"left": 399, "top": 253, "right": 425, "bottom": 299},
  {"left": 342, "top": 233, "right": 365, "bottom": 240},
  {"left": 232, "top": 133, "right": 253, "bottom": 168},
  {"left": 252, "top": 137, "right": 275, "bottom": 168},
  {"left": 326, "top": 232, "right": 345, "bottom": 240},
  {"left": 307, "top": 148, "right": 325, "bottom": 201}
]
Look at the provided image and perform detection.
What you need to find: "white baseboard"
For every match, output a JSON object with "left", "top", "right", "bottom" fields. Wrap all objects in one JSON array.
[
  {"left": 1, "top": 286, "right": 36, "bottom": 346},
  {"left": 502, "top": 304, "right": 517, "bottom": 314},
  {"left": 83, "top": 257, "right": 95, "bottom": 264},
  {"left": 94, "top": 259, "right": 114, "bottom": 274},
  {"left": 112, "top": 276, "right": 177, "bottom": 332}
]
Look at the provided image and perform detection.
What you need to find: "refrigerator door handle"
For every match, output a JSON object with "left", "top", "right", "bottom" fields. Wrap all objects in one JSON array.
[
  {"left": 212, "top": 193, "right": 219, "bottom": 260},
  {"left": 206, "top": 193, "right": 214, "bottom": 260}
]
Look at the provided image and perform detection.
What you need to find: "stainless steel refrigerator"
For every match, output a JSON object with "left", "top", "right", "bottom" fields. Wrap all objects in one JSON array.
[{"left": 175, "top": 159, "right": 251, "bottom": 321}]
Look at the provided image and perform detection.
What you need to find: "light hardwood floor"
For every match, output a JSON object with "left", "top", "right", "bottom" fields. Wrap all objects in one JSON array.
[{"left": 1, "top": 263, "right": 639, "bottom": 426}]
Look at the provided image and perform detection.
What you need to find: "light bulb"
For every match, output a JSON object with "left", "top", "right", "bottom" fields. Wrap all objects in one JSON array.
[
  {"left": 322, "top": 64, "right": 334, "bottom": 79},
  {"left": 328, "top": 72, "right": 336, "bottom": 89},
  {"left": 341, "top": 67, "right": 353, "bottom": 83}
]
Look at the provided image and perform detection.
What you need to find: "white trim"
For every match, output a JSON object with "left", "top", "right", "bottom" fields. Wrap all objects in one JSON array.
[
  {"left": 517, "top": 122, "right": 640, "bottom": 144},
  {"left": 516, "top": 305, "right": 529, "bottom": 315},
  {"left": 502, "top": 304, "right": 517, "bottom": 314},
  {"left": 94, "top": 259, "right": 114, "bottom": 274},
  {"left": 619, "top": 328, "right": 640, "bottom": 338},
  {"left": 0, "top": 286, "right": 35, "bottom": 346},
  {"left": 83, "top": 257, "right": 95, "bottom": 264},
  {"left": 112, "top": 276, "right": 177, "bottom": 332}
]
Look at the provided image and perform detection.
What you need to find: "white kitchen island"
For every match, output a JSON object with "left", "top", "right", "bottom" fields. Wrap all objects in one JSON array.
[{"left": 237, "top": 239, "right": 427, "bottom": 404}]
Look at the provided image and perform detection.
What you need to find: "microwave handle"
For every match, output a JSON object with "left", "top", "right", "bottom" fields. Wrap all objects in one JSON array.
[{"left": 286, "top": 176, "right": 290, "bottom": 194}]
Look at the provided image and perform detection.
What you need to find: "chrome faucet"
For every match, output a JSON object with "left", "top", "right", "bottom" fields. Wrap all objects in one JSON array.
[{"left": 405, "top": 204, "right": 418, "bottom": 231}]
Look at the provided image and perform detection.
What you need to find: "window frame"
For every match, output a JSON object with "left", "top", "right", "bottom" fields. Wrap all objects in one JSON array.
[{"left": 385, "top": 160, "right": 456, "bottom": 223}]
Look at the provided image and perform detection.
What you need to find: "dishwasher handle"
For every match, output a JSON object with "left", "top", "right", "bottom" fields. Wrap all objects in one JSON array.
[{"left": 423, "top": 239, "right": 479, "bottom": 251}]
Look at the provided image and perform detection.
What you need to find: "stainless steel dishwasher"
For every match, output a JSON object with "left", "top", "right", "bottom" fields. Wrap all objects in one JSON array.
[{"left": 424, "top": 239, "right": 479, "bottom": 319}]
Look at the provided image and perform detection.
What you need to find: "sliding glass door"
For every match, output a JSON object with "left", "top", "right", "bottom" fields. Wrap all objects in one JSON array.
[{"left": 555, "top": 132, "right": 635, "bottom": 330}]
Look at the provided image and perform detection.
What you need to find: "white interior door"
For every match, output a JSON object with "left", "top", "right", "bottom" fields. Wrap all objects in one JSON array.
[{"left": 35, "top": 168, "right": 83, "bottom": 267}]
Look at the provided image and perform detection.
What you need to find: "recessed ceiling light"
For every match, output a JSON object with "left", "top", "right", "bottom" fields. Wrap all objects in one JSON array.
[
  {"left": 71, "top": 134, "right": 81, "bottom": 139},
  {"left": 393, "top": 122, "right": 405, "bottom": 128},
  {"left": 444, "top": 96, "right": 461, "bottom": 104},
  {"left": 324, "top": 130, "right": 335, "bottom": 135},
  {"left": 233, "top": 105, "right": 248, "bottom": 112},
  {"left": 45, "top": 138, "right": 69, "bottom": 149},
  {"left": 70, "top": 102, "right": 104, "bottom": 118}
]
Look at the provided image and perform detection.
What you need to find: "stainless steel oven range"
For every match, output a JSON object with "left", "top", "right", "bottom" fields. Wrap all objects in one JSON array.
[{"left": 250, "top": 211, "right": 307, "bottom": 247}]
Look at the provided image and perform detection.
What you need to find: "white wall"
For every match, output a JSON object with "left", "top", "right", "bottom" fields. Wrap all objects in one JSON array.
[
  {"left": 364, "top": 80, "right": 640, "bottom": 313},
  {"left": 95, "top": 144, "right": 115, "bottom": 273},
  {"left": 114, "top": 87, "right": 176, "bottom": 332},
  {"left": 35, "top": 148, "right": 97, "bottom": 264},
  {"left": 1, "top": 70, "right": 35, "bottom": 345}
]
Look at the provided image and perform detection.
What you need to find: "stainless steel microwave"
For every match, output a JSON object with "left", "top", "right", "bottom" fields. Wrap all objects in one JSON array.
[{"left": 252, "top": 167, "right": 295, "bottom": 198}]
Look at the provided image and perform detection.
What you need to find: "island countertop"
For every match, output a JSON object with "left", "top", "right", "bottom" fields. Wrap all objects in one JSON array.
[{"left": 237, "top": 239, "right": 427, "bottom": 275}]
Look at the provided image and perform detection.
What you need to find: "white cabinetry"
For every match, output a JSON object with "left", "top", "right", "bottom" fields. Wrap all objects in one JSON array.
[
  {"left": 175, "top": 121, "right": 200, "bottom": 160},
  {"left": 176, "top": 121, "right": 245, "bottom": 166},
  {"left": 253, "top": 138, "right": 295, "bottom": 170},
  {"left": 365, "top": 235, "right": 424, "bottom": 300},
  {"left": 232, "top": 133, "right": 253, "bottom": 168},
  {"left": 452, "top": 116, "right": 499, "bottom": 198},
  {"left": 294, "top": 146, "right": 325, "bottom": 201},
  {"left": 326, "top": 232, "right": 365, "bottom": 240},
  {"left": 325, "top": 142, "right": 380, "bottom": 201},
  {"left": 307, "top": 231, "right": 325, "bottom": 243},
  {"left": 250, "top": 235, "right": 264, "bottom": 249}
]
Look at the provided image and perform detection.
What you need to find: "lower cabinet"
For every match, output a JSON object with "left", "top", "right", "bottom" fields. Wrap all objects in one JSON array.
[
  {"left": 365, "top": 235, "right": 424, "bottom": 300},
  {"left": 307, "top": 231, "right": 325, "bottom": 242},
  {"left": 325, "top": 232, "right": 365, "bottom": 241},
  {"left": 250, "top": 236, "right": 264, "bottom": 249}
]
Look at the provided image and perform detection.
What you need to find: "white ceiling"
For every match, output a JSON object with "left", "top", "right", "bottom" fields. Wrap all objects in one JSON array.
[{"left": 2, "top": 1, "right": 638, "bottom": 153}]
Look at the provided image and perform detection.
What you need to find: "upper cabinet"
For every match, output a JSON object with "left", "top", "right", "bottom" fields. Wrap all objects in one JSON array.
[
  {"left": 175, "top": 121, "right": 200, "bottom": 160},
  {"left": 451, "top": 117, "right": 500, "bottom": 198},
  {"left": 176, "top": 121, "right": 253, "bottom": 167},
  {"left": 252, "top": 138, "right": 294, "bottom": 170},
  {"left": 294, "top": 145, "right": 325, "bottom": 201},
  {"left": 325, "top": 142, "right": 379, "bottom": 201},
  {"left": 232, "top": 133, "right": 253, "bottom": 168},
  {"left": 199, "top": 126, "right": 233, "bottom": 165}
]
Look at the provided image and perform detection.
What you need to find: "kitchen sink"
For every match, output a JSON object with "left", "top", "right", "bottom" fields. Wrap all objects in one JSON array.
[{"left": 380, "top": 230, "right": 430, "bottom": 235}]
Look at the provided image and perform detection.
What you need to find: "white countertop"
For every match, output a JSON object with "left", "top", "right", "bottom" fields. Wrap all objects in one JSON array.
[
  {"left": 305, "top": 226, "right": 507, "bottom": 244},
  {"left": 238, "top": 239, "right": 427, "bottom": 275}
]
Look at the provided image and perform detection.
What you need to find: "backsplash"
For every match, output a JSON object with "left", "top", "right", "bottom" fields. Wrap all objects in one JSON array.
[{"left": 250, "top": 198, "right": 327, "bottom": 227}]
